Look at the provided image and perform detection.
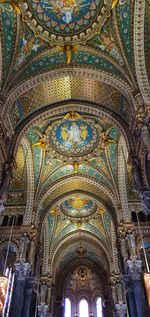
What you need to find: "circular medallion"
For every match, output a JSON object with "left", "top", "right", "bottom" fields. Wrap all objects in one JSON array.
[
  {"left": 50, "top": 119, "right": 98, "bottom": 157},
  {"left": 60, "top": 194, "right": 97, "bottom": 218},
  {"left": 20, "top": 1, "right": 112, "bottom": 45}
]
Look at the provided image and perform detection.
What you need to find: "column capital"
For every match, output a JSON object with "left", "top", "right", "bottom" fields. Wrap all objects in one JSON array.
[
  {"left": 115, "top": 303, "right": 127, "bottom": 317},
  {"left": 40, "top": 275, "right": 53, "bottom": 287},
  {"left": 125, "top": 260, "right": 143, "bottom": 281},
  {"left": 118, "top": 222, "right": 134, "bottom": 234},
  {"left": 110, "top": 274, "right": 122, "bottom": 286},
  {"left": 37, "top": 304, "right": 49, "bottom": 317},
  {"left": 14, "top": 262, "right": 31, "bottom": 282}
]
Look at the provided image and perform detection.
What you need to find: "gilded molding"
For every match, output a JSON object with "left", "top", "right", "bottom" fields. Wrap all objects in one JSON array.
[{"left": 134, "top": 0, "right": 150, "bottom": 105}]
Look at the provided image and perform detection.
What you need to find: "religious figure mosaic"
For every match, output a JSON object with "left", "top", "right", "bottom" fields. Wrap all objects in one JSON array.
[
  {"left": 20, "top": 0, "right": 112, "bottom": 45},
  {"left": 60, "top": 194, "right": 97, "bottom": 217},
  {"left": 50, "top": 119, "right": 98, "bottom": 156}
]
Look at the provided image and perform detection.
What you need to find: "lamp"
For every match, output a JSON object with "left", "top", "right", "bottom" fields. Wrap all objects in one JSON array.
[
  {"left": 144, "top": 273, "right": 150, "bottom": 307},
  {"left": 136, "top": 211, "right": 150, "bottom": 306},
  {"left": 0, "top": 277, "right": 8, "bottom": 314},
  {"left": 0, "top": 215, "right": 15, "bottom": 316}
]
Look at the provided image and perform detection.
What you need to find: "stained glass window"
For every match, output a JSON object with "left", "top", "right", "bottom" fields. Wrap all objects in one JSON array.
[
  {"left": 79, "top": 299, "right": 88, "bottom": 317},
  {"left": 64, "top": 298, "right": 71, "bottom": 317},
  {"left": 96, "top": 297, "right": 103, "bottom": 317}
]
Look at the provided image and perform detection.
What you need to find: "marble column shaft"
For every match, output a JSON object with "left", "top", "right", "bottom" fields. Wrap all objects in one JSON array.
[
  {"left": 126, "top": 260, "right": 145, "bottom": 317},
  {"left": 22, "top": 276, "right": 36, "bottom": 317},
  {"left": 10, "top": 262, "right": 31, "bottom": 317}
]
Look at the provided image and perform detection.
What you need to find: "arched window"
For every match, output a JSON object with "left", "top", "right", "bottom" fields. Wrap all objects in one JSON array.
[
  {"left": 64, "top": 298, "right": 71, "bottom": 317},
  {"left": 79, "top": 299, "right": 88, "bottom": 317},
  {"left": 96, "top": 297, "right": 103, "bottom": 317}
]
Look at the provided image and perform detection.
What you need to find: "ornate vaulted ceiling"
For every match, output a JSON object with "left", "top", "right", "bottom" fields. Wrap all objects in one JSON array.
[{"left": 0, "top": 0, "right": 150, "bottom": 280}]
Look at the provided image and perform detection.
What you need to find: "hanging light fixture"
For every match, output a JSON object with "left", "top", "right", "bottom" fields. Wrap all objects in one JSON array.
[
  {"left": 136, "top": 211, "right": 150, "bottom": 307},
  {"left": 144, "top": 273, "right": 150, "bottom": 307},
  {"left": 0, "top": 276, "right": 8, "bottom": 314},
  {"left": 0, "top": 215, "right": 15, "bottom": 316}
]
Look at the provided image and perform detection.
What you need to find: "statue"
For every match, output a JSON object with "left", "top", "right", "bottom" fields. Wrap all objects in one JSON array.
[
  {"left": 116, "top": 281, "right": 124, "bottom": 303},
  {"left": 0, "top": 161, "right": 13, "bottom": 211},
  {"left": 40, "top": 284, "right": 48, "bottom": 306},
  {"left": 120, "top": 235, "right": 128, "bottom": 260},
  {"left": 28, "top": 239, "right": 36, "bottom": 270},
  {"left": 19, "top": 233, "right": 30, "bottom": 261},
  {"left": 139, "top": 190, "right": 150, "bottom": 215},
  {"left": 126, "top": 232, "right": 136, "bottom": 259},
  {"left": 112, "top": 285, "right": 117, "bottom": 303},
  {"left": 141, "top": 116, "right": 150, "bottom": 159},
  {"left": 131, "top": 157, "right": 143, "bottom": 191}
]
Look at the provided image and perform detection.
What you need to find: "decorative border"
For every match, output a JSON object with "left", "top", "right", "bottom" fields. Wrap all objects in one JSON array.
[
  {"left": 134, "top": 0, "right": 150, "bottom": 105},
  {"left": 118, "top": 137, "right": 131, "bottom": 222}
]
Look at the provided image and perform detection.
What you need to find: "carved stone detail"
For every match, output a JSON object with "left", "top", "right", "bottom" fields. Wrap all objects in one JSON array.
[
  {"left": 14, "top": 262, "right": 31, "bottom": 282},
  {"left": 125, "top": 260, "right": 143, "bottom": 281}
]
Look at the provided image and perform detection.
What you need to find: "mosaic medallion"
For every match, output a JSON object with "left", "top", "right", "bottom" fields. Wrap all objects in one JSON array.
[
  {"left": 60, "top": 194, "right": 97, "bottom": 217},
  {"left": 20, "top": 0, "right": 112, "bottom": 45},
  {"left": 50, "top": 119, "right": 98, "bottom": 157}
]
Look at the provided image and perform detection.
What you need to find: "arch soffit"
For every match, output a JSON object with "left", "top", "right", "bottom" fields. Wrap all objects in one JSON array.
[
  {"left": 3, "top": 68, "right": 136, "bottom": 118},
  {"left": 37, "top": 175, "right": 118, "bottom": 223},
  {"left": 50, "top": 231, "right": 112, "bottom": 280},
  {"left": 41, "top": 188, "right": 117, "bottom": 227},
  {"left": 11, "top": 101, "right": 134, "bottom": 159}
]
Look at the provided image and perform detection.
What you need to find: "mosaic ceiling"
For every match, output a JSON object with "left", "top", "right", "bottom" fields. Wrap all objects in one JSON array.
[
  {"left": 0, "top": 0, "right": 149, "bottom": 126},
  {"left": 1, "top": 1, "right": 149, "bottom": 274}
]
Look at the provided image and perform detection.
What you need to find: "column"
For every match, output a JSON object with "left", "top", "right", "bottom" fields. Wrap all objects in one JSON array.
[
  {"left": 54, "top": 298, "right": 63, "bottom": 317},
  {"left": 126, "top": 260, "right": 145, "bottom": 317},
  {"left": 123, "top": 275, "right": 138, "bottom": 317},
  {"left": 115, "top": 303, "right": 127, "bottom": 317},
  {"left": 37, "top": 304, "right": 49, "bottom": 317},
  {"left": 10, "top": 262, "right": 31, "bottom": 317},
  {"left": 22, "top": 276, "right": 36, "bottom": 317}
]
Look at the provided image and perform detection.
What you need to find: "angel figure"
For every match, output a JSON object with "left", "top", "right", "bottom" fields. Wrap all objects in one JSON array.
[
  {"left": 73, "top": 161, "right": 79, "bottom": 173},
  {"left": 57, "top": 44, "right": 79, "bottom": 64},
  {"left": 0, "top": 0, "right": 21, "bottom": 14},
  {"left": 98, "top": 207, "right": 105, "bottom": 215},
  {"left": 77, "top": 220, "right": 82, "bottom": 229},
  {"left": 100, "top": 130, "right": 116, "bottom": 147},
  {"left": 64, "top": 111, "right": 81, "bottom": 121},
  {"left": 111, "top": 0, "right": 127, "bottom": 8},
  {"left": 50, "top": 206, "right": 60, "bottom": 216},
  {"left": 32, "top": 135, "right": 46, "bottom": 149},
  {"left": 111, "top": 0, "right": 119, "bottom": 9},
  {"left": 80, "top": 124, "right": 88, "bottom": 140}
]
